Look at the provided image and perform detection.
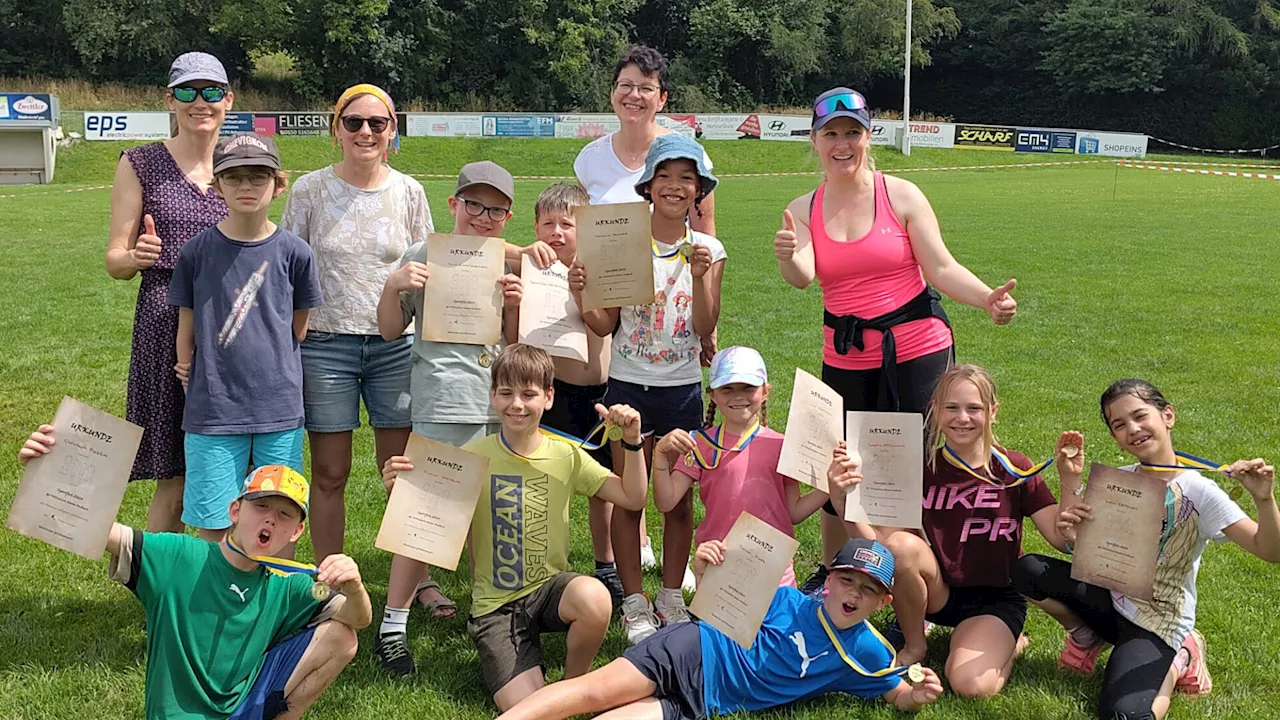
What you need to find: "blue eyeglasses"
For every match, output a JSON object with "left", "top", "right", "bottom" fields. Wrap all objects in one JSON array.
[{"left": 814, "top": 91, "right": 867, "bottom": 117}]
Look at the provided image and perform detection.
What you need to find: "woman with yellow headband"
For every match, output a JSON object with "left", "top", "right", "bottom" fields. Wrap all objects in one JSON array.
[{"left": 280, "top": 84, "right": 453, "bottom": 617}]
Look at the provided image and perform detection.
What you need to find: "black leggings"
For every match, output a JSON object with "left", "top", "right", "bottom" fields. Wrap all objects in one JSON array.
[
  {"left": 820, "top": 348, "right": 953, "bottom": 516},
  {"left": 1013, "top": 554, "right": 1178, "bottom": 720}
]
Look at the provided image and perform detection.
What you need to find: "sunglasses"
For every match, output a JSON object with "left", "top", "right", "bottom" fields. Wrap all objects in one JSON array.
[
  {"left": 340, "top": 115, "right": 391, "bottom": 133},
  {"left": 171, "top": 86, "right": 229, "bottom": 103},
  {"left": 459, "top": 198, "right": 510, "bottom": 222},
  {"left": 813, "top": 91, "right": 867, "bottom": 118}
]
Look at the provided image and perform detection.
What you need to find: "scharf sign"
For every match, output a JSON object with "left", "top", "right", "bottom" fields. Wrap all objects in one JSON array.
[{"left": 955, "top": 124, "right": 1015, "bottom": 150}]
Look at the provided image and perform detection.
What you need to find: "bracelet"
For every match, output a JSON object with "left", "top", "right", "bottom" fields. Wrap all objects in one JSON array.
[
  {"left": 1063, "top": 540, "right": 1073, "bottom": 554},
  {"left": 620, "top": 438, "right": 643, "bottom": 452}
]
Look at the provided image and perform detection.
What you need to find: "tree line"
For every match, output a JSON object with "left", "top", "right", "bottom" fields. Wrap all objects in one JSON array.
[{"left": 3, "top": 0, "right": 1278, "bottom": 148}]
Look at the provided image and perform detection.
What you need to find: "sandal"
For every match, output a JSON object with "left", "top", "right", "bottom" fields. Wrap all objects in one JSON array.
[{"left": 414, "top": 580, "right": 458, "bottom": 619}]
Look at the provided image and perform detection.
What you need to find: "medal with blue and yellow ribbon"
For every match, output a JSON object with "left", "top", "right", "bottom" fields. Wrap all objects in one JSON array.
[
  {"left": 1140, "top": 451, "right": 1243, "bottom": 501},
  {"left": 499, "top": 421, "right": 622, "bottom": 462},
  {"left": 652, "top": 227, "right": 692, "bottom": 264},
  {"left": 941, "top": 445, "right": 1054, "bottom": 489},
  {"left": 686, "top": 423, "right": 761, "bottom": 470},
  {"left": 225, "top": 535, "right": 333, "bottom": 601},
  {"left": 816, "top": 604, "right": 922, "bottom": 681}
]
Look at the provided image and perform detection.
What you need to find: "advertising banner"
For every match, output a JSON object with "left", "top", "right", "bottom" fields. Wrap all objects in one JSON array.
[
  {"left": 405, "top": 114, "right": 484, "bottom": 137},
  {"left": 1051, "top": 131, "right": 1076, "bottom": 153},
  {"left": 1075, "top": 131, "right": 1148, "bottom": 158},
  {"left": 694, "top": 114, "right": 753, "bottom": 140},
  {"left": 955, "top": 124, "right": 1016, "bottom": 150},
  {"left": 220, "top": 113, "right": 255, "bottom": 136},
  {"left": 759, "top": 114, "right": 812, "bottom": 141},
  {"left": 906, "top": 122, "right": 957, "bottom": 149},
  {"left": 554, "top": 114, "right": 620, "bottom": 139},
  {"left": 265, "top": 112, "right": 330, "bottom": 137},
  {"left": 482, "top": 115, "right": 555, "bottom": 137},
  {"left": 84, "top": 112, "right": 170, "bottom": 140},
  {"left": 0, "top": 93, "right": 53, "bottom": 122},
  {"left": 1014, "top": 128, "right": 1052, "bottom": 153},
  {"left": 870, "top": 121, "right": 898, "bottom": 146}
]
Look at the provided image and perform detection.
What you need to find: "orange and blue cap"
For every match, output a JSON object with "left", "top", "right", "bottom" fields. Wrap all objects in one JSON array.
[{"left": 238, "top": 465, "right": 310, "bottom": 519}]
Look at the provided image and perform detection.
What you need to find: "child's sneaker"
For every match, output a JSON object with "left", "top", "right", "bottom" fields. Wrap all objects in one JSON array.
[
  {"left": 594, "top": 565, "right": 626, "bottom": 609},
  {"left": 640, "top": 536, "right": 658, "bottom": 570},
  {"left": 1175, "top": 630, "right": 1212, "bottom": 696},
  {"left": 621, "top": 593, "right": 660, "bottom": 645},
  {"left": 654, "top": 590, "right": 691, "bottom": 626},
  {"left": 799, "top": 564, "right": 829, "bottom": 598},
  {"left": 884, "top": 614, "right": 936, "bottom": 650},
  {"left": 1058, "top": 631, "right": 1107, "bottom": 675},
  {"left": 681, "top": 563, "right": 698, "bottom": 593},
  {"left": 373, "top": 632, "right": 416, "bottom": 677}
]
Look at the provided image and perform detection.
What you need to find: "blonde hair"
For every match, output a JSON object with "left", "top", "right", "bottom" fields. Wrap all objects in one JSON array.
[
  {"left": 924, "top": 364, "right": 999, "bottom": 470},
  {"left": 535, "top": 183, "right": 589, "bottom": 221},
  {"left": 491, "top": 344, "right": 555, "bottom": 391}
]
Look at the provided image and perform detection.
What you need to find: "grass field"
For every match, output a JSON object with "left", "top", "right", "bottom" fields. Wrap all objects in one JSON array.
[{"left": 1, "top": 138, "right": 1279, "bottom": 720}]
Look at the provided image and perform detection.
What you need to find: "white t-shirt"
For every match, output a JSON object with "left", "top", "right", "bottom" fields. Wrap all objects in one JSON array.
[
  {"left": 1111, "top": 467, "right": 1247, "bottom": 649},
  {"left": 609, "top": 231, "right": 726, "bottom": 387},
  {"left": 574, "top": 132, "right": 714, "bottom": 206}
]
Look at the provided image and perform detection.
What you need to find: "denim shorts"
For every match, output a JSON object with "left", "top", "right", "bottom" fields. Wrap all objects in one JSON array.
[
  {"left": 183, "top": 428, "right": 304, "bottom": 530},
  {"left": 300, "top": 331, "right": 413, "bottom": 433},
  {"left": 602, "top": 379, "right": 704, "bottom": 438}
]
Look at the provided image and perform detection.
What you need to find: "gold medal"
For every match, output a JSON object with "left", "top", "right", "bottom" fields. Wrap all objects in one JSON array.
[
  {"left": 311, "top": 582, "right": 333, "bottom": 602},
  {"left": 1063, "top": 445, "right": 1079, "bottom": 459},
  {"left": 478, "top": 349, "right": 492, "bottom": 368},
  {"left": 907, "top": 663, "right": 926, "bottom": 683},
  {"left": 678, "top": 241, "right": 693, "bottom": 260},
  {"left": 606, "top": 425, "right": 624, "bottom": 442}
]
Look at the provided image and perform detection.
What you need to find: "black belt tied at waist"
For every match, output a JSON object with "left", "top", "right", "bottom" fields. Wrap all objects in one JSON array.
[{"left": 823, "top": 287, "right": 953, "bottom": 411}]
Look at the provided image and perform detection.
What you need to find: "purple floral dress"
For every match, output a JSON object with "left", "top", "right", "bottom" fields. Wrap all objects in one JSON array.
[{"left": 123, "top": 142, "right": 227, "bottom": 480}]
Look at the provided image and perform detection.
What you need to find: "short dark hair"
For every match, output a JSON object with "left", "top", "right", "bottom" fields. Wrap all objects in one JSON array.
[
  {"left": 491, "top": 344, "right": 555, "bottom": 392},
  {"left": 1100, "top": 378, "right": 1170, "bottom": 425},
  {"left": 613, "top": 44, "right": 670, "bottom": 94}
]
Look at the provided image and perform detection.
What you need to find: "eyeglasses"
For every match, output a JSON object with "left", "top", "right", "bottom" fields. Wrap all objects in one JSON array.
[
  {"left": 341, "top": 115, "right": 391, "bottom": 133},
  {"left": 219, "top": 171, "right": 273, "bottom": 187},
  {"left": 459, "top": 198, "right": 510, "bottom": 222},
  {"left": 813, "top": 91, "right": 867, "bottom": 118},
  {"left": 613, "top": 81, "right": 661, "bottom": 98},
  {"left": 171, "top": 86, "right": 229, "bottom": 103}
]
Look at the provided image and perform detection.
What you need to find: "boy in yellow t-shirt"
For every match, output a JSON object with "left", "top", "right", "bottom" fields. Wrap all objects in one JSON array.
[{"left": 381, "top": 343, "right": 650, "bottom": 711}]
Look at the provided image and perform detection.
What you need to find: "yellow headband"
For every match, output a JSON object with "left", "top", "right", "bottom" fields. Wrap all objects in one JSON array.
[{"left": 332, "top": 83, "right": 399, "bottom": 152}]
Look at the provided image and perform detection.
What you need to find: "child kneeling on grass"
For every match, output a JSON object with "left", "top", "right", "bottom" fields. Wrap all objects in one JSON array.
[
  {"left": 20, "top": 429, "right": 369, "bottom": 720},
  {"left": 493, "top": 457, "right": 943, "bottom": 720},
  {"left": 380, "top": 344, "right": 650, "bottom": 711}
]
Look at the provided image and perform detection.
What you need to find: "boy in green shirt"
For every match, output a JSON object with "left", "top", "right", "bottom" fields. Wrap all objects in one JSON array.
[
  {"left": 19, "top": 426, "right": 371, "bottom": 720},
  {"left": 381, "top": 343, "right": 650, "bottom": 711}
]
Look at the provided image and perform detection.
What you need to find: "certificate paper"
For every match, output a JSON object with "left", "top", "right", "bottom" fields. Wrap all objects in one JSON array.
[
  {"left": 517, "top": 256, "right": 589, "bottom": 362},
  {"left": 7, "top": 397, "right": 142, "bottom": 559},
  {"left": 375, "top": 434, "right": 489, "bottom": 571},
  {"left": 777, "top": 368, "right": 843, "bottom": 492},
  {"left": 689, "top": 512, "right": 800, "bottom": 648},
  {"left": 422, "top": 233, "right": 505, "bottom": 344},
  {"left": 574, "top": 202, "right": 654, "bottom": 312},
  {"left": 843, "top": 411, "right": 924, "bottom": 529},
  {"left": 1071, "top": 464, "right": 1165, "bottom": 601}
]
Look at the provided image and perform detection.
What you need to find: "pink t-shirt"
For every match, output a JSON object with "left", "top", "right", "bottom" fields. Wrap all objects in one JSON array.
[
  {"left": 811, "top": 172, "right": 952, "bottom": 370},
  {"left": 678, "top": 427, "right": 797, "bottom": 587}
]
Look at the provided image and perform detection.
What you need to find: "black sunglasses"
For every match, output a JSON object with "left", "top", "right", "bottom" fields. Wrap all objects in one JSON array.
[
  {"left": 340, "top": 115, "right": 391, "bottom": 133},
  {"left": 171, "top": 86, "right": 228, "bottom": 103},
  {"left": 459, "top": 198, "right": 510, "bottom": 222}
]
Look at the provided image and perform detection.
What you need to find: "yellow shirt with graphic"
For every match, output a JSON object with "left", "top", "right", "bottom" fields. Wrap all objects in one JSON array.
[{"left": 464, "top": 433, "right": 610, "bottom": 617}]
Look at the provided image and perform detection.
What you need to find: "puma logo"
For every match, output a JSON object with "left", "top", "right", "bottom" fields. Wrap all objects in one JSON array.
[
  {"left": 789, "top": 631, "right": 830, "bottom": 678},
  {"left": 229, "top": 584, "right": 248, "bottom": 602}
]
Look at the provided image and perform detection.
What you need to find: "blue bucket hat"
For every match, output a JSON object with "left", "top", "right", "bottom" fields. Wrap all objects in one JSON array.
[{"left": 634, "top": 133, "right": 718, "bottom": 200}]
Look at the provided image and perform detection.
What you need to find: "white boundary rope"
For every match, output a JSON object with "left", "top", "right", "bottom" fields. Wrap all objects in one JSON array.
[
  {"left": 1118, "top": 161, "right": 1280, "bottom": 181},
  {"left": 1149, "top": 137, "right": 1280, "bottom": 155}
]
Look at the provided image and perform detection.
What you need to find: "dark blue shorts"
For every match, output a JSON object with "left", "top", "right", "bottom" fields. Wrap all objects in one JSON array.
[
  {"left": 623, "top": 622, "right": 707, "bottom": 720},
  {"left": 228, "top": 626, "right": 317, "bottom": 720},
  {"left": 603, "top": 379, "right": 703, "bottom": 438},
  {"left": 542, "top": 379, "right": 612, "bottom": 469}
]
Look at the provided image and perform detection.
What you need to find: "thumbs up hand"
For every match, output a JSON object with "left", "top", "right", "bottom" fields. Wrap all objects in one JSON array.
[
  {"left": 134, "top": 214, "right": 163, "bottom": 270},
  {"left": 774, "top": 209, "right": 799, "bottom": 261},
  {"left": 985, "top": 278, "right": 1017, "bottom": 325}
]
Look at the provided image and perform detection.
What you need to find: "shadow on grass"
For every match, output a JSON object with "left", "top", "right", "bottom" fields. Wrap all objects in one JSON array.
[{"left": 0, "top": 592, "right": 146, "bottom": 672}]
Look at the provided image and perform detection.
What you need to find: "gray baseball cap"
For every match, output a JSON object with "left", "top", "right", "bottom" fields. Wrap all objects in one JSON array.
[
  {"left": 456, "top": 161, "right": 515, "bottom": 205},
  {"left": 168, "top": 52, "right": 229, "bottom": 87},
  {"left": 213, "top": 134, "right": 281, "bottom": 174}
]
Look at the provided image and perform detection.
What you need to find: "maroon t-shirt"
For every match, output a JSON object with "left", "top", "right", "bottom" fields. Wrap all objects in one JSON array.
[{"left": 921, "top": 447, "right": 1057, "bottom": 587}]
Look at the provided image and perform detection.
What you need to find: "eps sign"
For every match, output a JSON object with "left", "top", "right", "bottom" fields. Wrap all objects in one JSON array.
[{"left": 86, "top": 115, "right": 129, "bottom": 132}]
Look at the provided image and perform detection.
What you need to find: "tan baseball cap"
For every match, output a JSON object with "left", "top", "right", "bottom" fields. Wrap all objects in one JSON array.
[{"left": 456, "top": 161, "right": 515, "bottom": 205}]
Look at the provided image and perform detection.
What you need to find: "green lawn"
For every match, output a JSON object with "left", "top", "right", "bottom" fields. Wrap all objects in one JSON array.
[{"left": 1, "top": 139, "right": 1278, "bottom": 720}]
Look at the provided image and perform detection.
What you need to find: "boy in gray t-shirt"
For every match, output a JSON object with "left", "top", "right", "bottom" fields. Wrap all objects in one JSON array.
[
  {"left": 167, "top": 133, "right": 323, "bottom": 542},
  {"left": 372, "top": 161, "right": 525, "bottom": 675}
]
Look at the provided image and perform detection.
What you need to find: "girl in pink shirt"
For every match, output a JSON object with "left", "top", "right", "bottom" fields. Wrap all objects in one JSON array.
[{"left": 651, "top": 347, "right": 831, "bottom": 588}]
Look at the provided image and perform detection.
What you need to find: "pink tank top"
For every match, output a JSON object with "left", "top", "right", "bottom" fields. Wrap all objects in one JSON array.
[{"left": 811, "top": 172, "right": 953, "bottom": 370}]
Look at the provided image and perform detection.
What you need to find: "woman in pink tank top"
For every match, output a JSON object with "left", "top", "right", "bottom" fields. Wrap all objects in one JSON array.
[{"left": 772, "top": 87, "right": 1021, "bottom": 592}]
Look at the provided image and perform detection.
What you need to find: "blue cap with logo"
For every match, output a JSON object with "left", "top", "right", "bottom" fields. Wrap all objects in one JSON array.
[
  {"left": 635, "top": 133, "right": 718, "bottom": 199},
  {"left": 830, "top": 538, "right": 895, "bottom": 591}
]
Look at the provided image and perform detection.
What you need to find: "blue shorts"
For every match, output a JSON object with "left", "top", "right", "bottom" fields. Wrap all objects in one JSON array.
[
  {"left": 301, "top": 331, "right": 412, "bottom": 433},
  {"left": 603, "top": 379, "right": 703, "bottom": 438},
  {"left": 183, "top": 428, "right": 304, "bottom": 529},
  {"left": 623, "top": 622, "right": 707, "bottom": 720},
  {"left": 228, "top": 626, "right": 317, "bottom": 720}
]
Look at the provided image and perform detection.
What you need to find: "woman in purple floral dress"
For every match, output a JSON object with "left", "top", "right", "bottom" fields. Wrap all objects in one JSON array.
[{"left": 104, "top": 52, "right": 232, "bottom": 532}]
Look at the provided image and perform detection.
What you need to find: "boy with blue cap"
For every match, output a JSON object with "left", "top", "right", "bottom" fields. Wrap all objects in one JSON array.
[
  {"left": 573, "top": 133, "right": 728, "bottom": 645},
  {"left": 495, "top": 536, "right": 944, "bottom": 719}
]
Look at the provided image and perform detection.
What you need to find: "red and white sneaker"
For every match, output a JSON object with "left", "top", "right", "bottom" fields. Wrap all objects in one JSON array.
[
  {"left": 1175, "top": 630, "right": 1212, "bottom": 697},
  {"left": 1058, "top": 632, "right": 1108, "bottom": 675}
]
